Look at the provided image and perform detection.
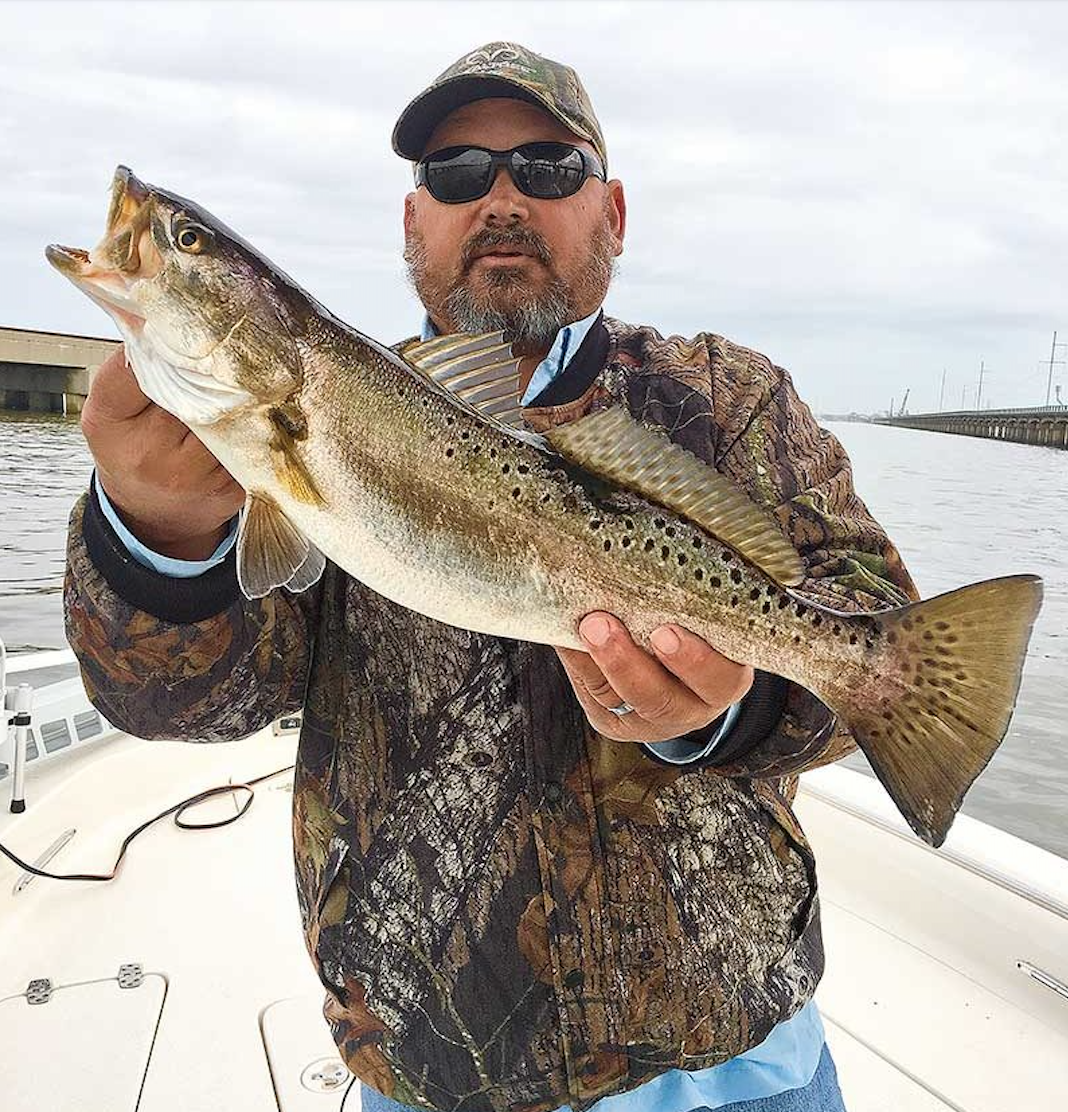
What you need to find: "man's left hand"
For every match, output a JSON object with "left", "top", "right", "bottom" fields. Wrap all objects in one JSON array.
[{"left": 555, "top": 612, "right": 754, "bottom": 742}]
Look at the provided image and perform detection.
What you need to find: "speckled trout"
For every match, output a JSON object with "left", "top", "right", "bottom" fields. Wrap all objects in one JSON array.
[{"left": 48, "top": 166, "right": 1043, "bottom": 847}]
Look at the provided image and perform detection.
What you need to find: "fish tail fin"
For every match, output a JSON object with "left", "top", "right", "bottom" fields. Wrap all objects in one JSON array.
[{"left": 835, "top": 574, "right": 1043, "bottom": 847}]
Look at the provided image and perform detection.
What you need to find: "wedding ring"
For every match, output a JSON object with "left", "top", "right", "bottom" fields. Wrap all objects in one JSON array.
[{"left": 607, "top": 701, "right": 635, "bottom": 717}]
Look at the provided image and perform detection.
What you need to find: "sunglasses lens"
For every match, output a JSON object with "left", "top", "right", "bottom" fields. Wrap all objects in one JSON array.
[
  {"left": 424, "top": 148, "right": 493, "bottom": 203},
  {"left": 513, "top": 144, "right": 588, "bottom": 198},
  {"left": 419, "top": 144, "right": 597, "bottom": 203}
]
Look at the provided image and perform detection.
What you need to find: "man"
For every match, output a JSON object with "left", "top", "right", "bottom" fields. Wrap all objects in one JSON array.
[{"left": 67, "top": 42, "right": 917, "bottom": 1112}]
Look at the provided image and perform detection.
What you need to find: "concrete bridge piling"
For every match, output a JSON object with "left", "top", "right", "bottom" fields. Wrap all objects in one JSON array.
[
  {"left": 876, "top": 406, "right": 1068, "bottom": 449},
  {"left": 1, "top": 326, "right": 119, "bottom": 415}
]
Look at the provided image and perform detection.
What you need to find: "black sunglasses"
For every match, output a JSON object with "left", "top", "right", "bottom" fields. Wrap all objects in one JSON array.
[{"left": 415, "top": 142, "right": 606, "bottom": 204}]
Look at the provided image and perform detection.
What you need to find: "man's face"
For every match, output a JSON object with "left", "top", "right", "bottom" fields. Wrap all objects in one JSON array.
[{"left": 403, "top": 98, "right": 626, "bottom": 351}]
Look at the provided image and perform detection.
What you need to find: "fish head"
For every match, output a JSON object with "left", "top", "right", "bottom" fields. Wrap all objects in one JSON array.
[{"left": 47, "top": 166, "right": 302, "bottom": 426}]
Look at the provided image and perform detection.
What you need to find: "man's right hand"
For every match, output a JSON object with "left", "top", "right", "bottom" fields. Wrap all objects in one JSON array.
[{"left": 82, "top": 345, "right": 246, "bottom": 561}]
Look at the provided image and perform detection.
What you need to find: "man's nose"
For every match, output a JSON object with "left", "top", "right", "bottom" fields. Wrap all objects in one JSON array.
[{"left": 477, "top": 166, "right": 531, "bottom": 224}]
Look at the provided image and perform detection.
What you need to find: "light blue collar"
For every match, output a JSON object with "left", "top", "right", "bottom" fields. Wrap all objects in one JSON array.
[{"left": 418, "top": 306, "right": 603, "bottom": 406}]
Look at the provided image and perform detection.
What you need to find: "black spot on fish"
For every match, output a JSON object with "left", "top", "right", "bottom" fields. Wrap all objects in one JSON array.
[
  {"left": 517, "top": 464, "right": 529, "bottom": 474},
  {"left": 692, "top": 537, "right": 703, "bottom": 548},
  {"left": 644, "top": 539, "right": 655, "bottom": 552},
  {"left": 730, "top": 569, "right": 743, "bottom": 585},
  {"left": 490, "top": 448, "right": 498, "bottom": 458},
  {"left": 677, "top": 553, "right": 687, "bottom": 566},
  {"left": 695, "top": 568, "right": 704, "bottom": 581},
  {"left": 445, "top": 448, "right": 454, "bottom": 458},
  {"left": 622, "top": 537, "right": 632, "bottom": 547},
  {"left": 749, "top": 588, "right": 761, "bottom": 601},
  {"left": 511, "top": 487, "right": 521, "bottom": 499},
  {"left": 502, "top": 463, "right": 511, "bottom": 474},
  {"left": 710, "top": 576, "right": 721, "bottom": 588},
  {"left": 660, "top": 546, "right": 670, "bottom": 560},
  {"left": 730, "top": 595, "right": 739, "bottom": 608},
  {"left": 665, "top": 526, "right": 676, "bottom": 538},
  {"left": 589, "top": 519, "right": 602, "bottom": 530},
  {"left": 603, "top": 539, "right": 612, "bottom": 551}
]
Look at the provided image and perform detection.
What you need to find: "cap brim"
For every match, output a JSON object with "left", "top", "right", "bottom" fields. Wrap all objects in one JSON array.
[{"left": 392, "top": 75, "right": 593, "bottom": 161}]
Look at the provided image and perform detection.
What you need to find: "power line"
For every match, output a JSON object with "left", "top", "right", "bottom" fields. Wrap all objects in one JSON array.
[{"left": 1045, "top": 330, "right": 1066, "bottom": 406}]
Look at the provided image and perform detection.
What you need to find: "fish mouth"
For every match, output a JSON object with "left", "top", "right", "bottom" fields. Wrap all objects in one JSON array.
[
  {"left": 106, "top": 165, "right": 151, "bottom": 233},
  {"left": 45, "top": 166, "right": 158, "bottom": 333},
  {"left": 44, "top": 244, "right": 91, "bottom": 273}
]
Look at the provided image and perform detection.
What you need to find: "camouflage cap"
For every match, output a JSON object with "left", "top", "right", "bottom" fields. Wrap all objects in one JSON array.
[{"left": 392, "top": 42, "right": 608, "bottom": 171}]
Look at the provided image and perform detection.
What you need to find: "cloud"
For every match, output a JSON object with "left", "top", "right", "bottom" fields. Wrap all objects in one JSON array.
[{"left": 4, "top": 0, "right": 1067, "bottom": 412}]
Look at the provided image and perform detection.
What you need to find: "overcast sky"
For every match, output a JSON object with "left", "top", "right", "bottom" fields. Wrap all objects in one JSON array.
[{"left": 3, "top": 0, "right": 1066, "bottom": 414}]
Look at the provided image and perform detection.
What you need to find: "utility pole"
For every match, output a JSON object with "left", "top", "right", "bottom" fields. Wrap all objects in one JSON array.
[
  {"left": 1046, "top": 331, "right": 1067, "bottom": 406},
  {"left": 977, "top": 360, "right": 986, "bottom": 411},
  {"left": 938, "top": 368, "right": 946, "bottom": 413}
]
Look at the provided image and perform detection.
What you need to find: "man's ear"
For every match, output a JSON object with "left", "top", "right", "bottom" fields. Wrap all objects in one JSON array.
[{"left": 607, "top": 180, "right": 627, "bottom": 255}]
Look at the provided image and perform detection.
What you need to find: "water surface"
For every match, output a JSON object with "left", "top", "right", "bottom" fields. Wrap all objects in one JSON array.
[{"left": 0, "top": 415, "right": 1064, "bottom": 857}]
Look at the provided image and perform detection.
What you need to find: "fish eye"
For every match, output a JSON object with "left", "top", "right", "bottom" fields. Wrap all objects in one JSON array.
[{"left": 174, "top": 222, "right": 212, "bottom": 254}]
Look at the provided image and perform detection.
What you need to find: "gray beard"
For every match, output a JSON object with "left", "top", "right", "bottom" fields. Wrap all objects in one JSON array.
[
  {"left": 443, "top": 273, "right": 572, "bottom": 347},
  {"left": 404, "top": 214, "right": 617, "bottom": 349}
]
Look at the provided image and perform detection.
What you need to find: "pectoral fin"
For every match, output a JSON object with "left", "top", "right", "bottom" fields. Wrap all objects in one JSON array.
[
  {"left": 269, "top": 404, "right": 325, "bottom": 506},
  {"left": 237, "top": 493, "right": 324, "bottom": 598},
  {"left": 546, "top": 406, "right": 806, "bottom": 586}
]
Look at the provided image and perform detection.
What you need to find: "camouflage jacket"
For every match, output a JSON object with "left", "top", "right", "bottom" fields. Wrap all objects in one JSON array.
[{"left": 65, "top": 315, "right": 917, "bottom": 1112}]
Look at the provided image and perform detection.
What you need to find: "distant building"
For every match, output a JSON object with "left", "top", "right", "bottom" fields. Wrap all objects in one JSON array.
[{"left": 0, "top": 326, "right": 119, "bottom": 414}]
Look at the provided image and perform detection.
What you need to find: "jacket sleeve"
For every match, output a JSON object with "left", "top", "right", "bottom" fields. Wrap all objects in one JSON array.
[
  {"left": 697, "top": 335, "right": 920, "bottom": 779},
  {"left": 64, "top": 484, "right": 323, "bottom": 742}
]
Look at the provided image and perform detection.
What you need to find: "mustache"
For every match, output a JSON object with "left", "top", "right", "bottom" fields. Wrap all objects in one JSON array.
[{"left": 460, "top": 227, "right": 553, "bottom": 270}]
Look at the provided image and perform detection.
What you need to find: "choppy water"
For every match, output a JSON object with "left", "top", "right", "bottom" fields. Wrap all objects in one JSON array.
[{"left": 0, "top": 414, "right": 1065, "bottom": 858}]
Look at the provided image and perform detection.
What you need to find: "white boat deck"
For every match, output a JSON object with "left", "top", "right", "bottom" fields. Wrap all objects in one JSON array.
[{"left": 1, "top": 711, "right": 1066, "bottom": 1111}]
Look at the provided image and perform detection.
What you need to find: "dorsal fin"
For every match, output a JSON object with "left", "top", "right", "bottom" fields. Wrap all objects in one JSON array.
[
  {"left": 400, "top": 331, "right": 525, "bottom": 428},
  {"left": 545, "top": 406, "right": 806, "bottom": 586}
]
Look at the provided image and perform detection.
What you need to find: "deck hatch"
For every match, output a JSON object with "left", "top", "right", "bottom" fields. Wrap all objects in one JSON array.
[{"left": 0, "top": 970, "right": 165, "bottom": 1110}]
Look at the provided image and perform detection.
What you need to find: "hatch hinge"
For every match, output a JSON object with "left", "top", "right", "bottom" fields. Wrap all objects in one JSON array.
[
  {"left": 118, "top": 963, "right": 144, "bottom": 989},
  {"left": 26, "top": 978, "right": 53, "bottom": 1004}
]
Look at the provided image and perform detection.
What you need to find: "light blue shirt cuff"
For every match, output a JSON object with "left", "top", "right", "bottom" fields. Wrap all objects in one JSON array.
[
  {"left": 642, "top": 700, "right": 743, "bottom": 765},
  {"left": 93, "top": 473, "right": 239, "bottom": 579}
]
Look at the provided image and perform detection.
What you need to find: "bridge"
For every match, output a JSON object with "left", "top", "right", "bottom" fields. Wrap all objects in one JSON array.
[
  {"left": 876, "top": 405, "right": 1068, "bottom": 449},
  {"left": 1, "top": 326, "right": 119, "bottom": 415}
]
